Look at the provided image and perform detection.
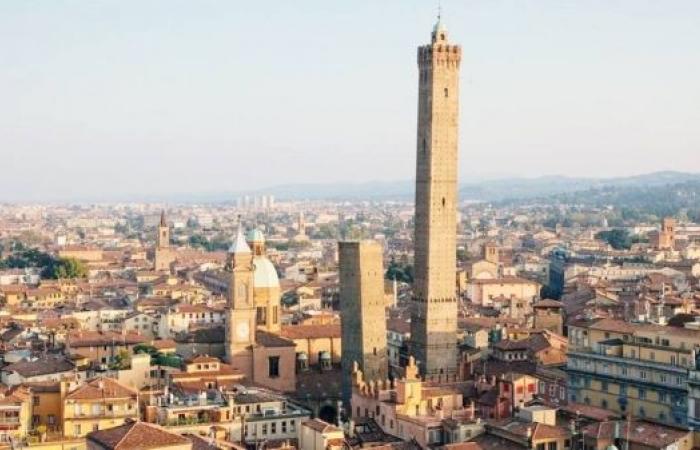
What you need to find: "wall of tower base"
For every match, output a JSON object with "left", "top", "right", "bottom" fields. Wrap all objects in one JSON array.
[{"left": 228, "top": 349, "right": 254, "bottom": 380}]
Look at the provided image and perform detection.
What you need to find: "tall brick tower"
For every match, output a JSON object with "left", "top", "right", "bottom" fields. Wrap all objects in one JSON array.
[
  {"left": 410, "top": 18, "right": 461, "bottom": 377},
  {"left": 339, "top": 240, "right": 388, "bottom": 404}
]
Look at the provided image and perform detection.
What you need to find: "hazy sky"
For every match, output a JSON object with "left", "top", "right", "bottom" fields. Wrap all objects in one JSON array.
[{"left": 1, "top": 1, "right": 699, "bottom": 201}]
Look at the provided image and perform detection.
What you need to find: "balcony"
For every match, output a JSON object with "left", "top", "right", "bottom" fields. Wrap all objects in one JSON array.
[
  {"left": 567, "top": 350, "right": 687, "bottom": 375},
  {"left": 67, "top": 409, "right": 136, "bottom": 420},
  {"left": 688, "top": 371, "right": 700, "bottom": 384},
  {"left": 0, "top": 417, "right": 21, "bottom": 429}
]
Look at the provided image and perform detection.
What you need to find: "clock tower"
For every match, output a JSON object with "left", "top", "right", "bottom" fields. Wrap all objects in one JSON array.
[{"left": 225, "top": 222, "right": 257, "bottom": 377}]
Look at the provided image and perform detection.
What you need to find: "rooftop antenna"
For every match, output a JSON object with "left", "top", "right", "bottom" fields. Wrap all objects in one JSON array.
[{"left": 437, "top": 0, "right": 442, "bottom": 21}]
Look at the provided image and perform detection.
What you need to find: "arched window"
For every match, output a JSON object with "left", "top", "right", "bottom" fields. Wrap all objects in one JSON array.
[{"left": 444, "top": 88, "right": 449, "bottom": 98}]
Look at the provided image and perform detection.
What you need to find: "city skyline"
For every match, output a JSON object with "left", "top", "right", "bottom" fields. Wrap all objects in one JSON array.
[
  {"left": 3, "top": 5, "right": 700, "bottom": 448},
  {"left": 2, "top": 0, "right": 699, "bottom": 201}
]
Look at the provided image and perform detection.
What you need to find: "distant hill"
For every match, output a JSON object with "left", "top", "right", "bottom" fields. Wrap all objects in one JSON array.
[
  {"left": 24, "top": 171, "right": 696, "bottom": 204},
  {"left": 464, "top": 171, "right": 700, "bottom": 203},
  {"left": 506, "top": 179, "right": 700, "bottom": 221},
  {"left": 242, "top": 171, "right": 700, "bottom": 202}
]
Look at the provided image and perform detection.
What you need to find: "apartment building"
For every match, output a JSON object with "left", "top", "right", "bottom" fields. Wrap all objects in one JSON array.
[{"left": 567, "top": 318, "right": 700, "bottom": 426}]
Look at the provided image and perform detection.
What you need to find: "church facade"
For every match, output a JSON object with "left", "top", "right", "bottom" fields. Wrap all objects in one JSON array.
[{"left": 225, "top": 225, "right": 296, "bottom": 392}]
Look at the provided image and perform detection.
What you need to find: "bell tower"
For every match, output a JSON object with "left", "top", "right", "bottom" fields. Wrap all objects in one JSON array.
[
  {"left": 154, "top": 210, "right": 173, "bottom": 272},
  {"left": 156, "top": 210, "right": 169, "bottom": 249},
  {"left": 225, "top": 221, "right": 256, "bottom": 377},
  {"left": 410, "top": 17, "right": 461, "bottom": 377}
]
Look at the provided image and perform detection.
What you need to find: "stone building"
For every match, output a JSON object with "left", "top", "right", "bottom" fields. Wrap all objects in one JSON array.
[
  {"left": 650, "top": 217, "right": 677, "bottom": 251},
  {"left": 339, "top": 240, "right": 388, "bottom": 403},
  {"left": 411, "top": 17, "right": 461, "bottom": 378},
  {"left": 350, "top": 357, "right": 477, "bottom": 448},
  {"left": 532, "top": 299, "right": 564, "bottom": 335}
]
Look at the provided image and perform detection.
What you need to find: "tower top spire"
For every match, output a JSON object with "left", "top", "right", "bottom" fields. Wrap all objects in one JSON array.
[
  {"left": 160, "top": 209, "right": 167, "bottom": 227},
  {"left": 229, "top": 215, "right": 251, "bottom": 254},
  {"left": 431, "top": 8, "right": 448, "bottom": 44}
]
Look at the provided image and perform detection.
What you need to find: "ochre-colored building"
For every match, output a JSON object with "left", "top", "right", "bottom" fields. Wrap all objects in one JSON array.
[{"left": 62, "top": 377, "right": 138, "bottom": 437}]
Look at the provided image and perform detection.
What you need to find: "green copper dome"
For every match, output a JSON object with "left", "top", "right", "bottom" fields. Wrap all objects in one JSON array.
[{"left": 246, "top": 228, "right": 265, "bottom": 243}]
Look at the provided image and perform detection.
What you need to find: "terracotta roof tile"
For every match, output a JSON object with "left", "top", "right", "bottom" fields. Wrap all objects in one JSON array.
[
  {"left": 87, "top": 420, "right": 190, "bottom": 449},
  {"left": 66, "top": 377, "right": 137, "bottom": 401},
  {"left": 280, "top": 324, "right": 340, "bottom": 340}
]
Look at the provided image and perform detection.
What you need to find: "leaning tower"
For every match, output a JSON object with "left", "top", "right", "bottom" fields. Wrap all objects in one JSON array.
[{"left": 410, "top": 18, "right": 461, "bottom": 377}]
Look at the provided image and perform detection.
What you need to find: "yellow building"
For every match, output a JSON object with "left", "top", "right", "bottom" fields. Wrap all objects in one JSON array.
[
  {"left": 567, "top": 318, "right": 700, "bottom": 426},
  {"left": 0, "top": 386, "right": 33, "bottom": 444},
  {"left": 26, "top": 382, "right": 63, "bottom": 434},
  {"left": 25, "top": 287, "right": 65, "bottom": 309},
  {"left": 62, "top": 378, "right": 138, "bottom": 438},
  {"left": 299, "top": 419, "right": 344, "bottom": 450},
  {"left": 467, "top": 276, "right": 540, "bottom": 307}
]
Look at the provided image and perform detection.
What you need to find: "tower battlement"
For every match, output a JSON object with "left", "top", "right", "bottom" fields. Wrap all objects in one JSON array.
[{"left": 417, "top": 45, "right": 462, "bottom": 67}]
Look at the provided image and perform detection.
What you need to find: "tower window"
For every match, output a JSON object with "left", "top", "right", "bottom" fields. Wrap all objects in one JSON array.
[
  {"left": 256, "top": 307, "right": 267, "bottom": 325},
  {"left": 268, "top": 356, "right": 280, "bottom": 378},
  {"left": 444, "top": 88, "right": 448, "bottom": 98},
  {"left": 440, "top": 33, "right": 445, "bottom": 41},
  {"left": 442, "top": 197, "right": 446, "bottom": 207}
]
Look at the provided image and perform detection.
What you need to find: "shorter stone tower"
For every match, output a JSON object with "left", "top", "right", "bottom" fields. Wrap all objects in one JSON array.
[{"left": 339, "top": 240, "right": 388, "bottom": 404}]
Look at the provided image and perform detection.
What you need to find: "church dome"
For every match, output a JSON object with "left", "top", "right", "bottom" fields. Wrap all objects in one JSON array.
[
  {"left": 252, "top": 256, "right": 279, "bottom": 288},
  {"left": 246, "top": 229, "right": 265, "bottom": 243}
]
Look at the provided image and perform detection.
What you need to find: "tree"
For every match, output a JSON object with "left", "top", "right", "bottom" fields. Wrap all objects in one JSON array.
[
  {"left": 47, "top": 257, "right": 88, "bottom": 279},
  {"left": 595, "top": 229, "right": 631, "bottom": 250},
  {"left": 386, "top": 260, "right": 413, "bottom": 283},
  {"left": 109, "top": 349, "right": 131, "bottom": 370},
  {"left": 134, "top": 344, "right": 159, "bottom": 356},
  {"left": 456, "top": 248, "right": 470, "bottom": 263}
]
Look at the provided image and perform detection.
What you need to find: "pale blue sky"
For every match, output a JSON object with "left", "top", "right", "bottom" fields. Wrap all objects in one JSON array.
[{"left": 1, "top": 1, "right": 699, "bottom": 201}]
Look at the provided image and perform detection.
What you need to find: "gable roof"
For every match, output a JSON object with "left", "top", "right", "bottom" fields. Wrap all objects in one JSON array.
[
  {"left": 66, "top": 377, "right": 137, "bottom": 401},
  {"left": 87, "top": 420, "right": 190, "bottom": 450},
  {"left": 3, "top": 356, "right": 74, "bottom": 378},
  {"left": 303, "top": 418, "right": 342, "bottom": 434}
]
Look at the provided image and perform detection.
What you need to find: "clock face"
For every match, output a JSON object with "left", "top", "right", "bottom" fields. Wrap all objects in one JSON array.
[{"left": 236, "top": 322, "right": 249, "bottom": 341}]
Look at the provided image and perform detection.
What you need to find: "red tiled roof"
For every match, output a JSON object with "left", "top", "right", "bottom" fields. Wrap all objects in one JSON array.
[
  {"left": 66, "top": 377, "right": 137, "bottom": 401},
  {"left": 280, "top": 324, "right": 340, "bottom": 340},
  {"left": 87, "top": 420, "right": 190, "bottom": 449}
]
